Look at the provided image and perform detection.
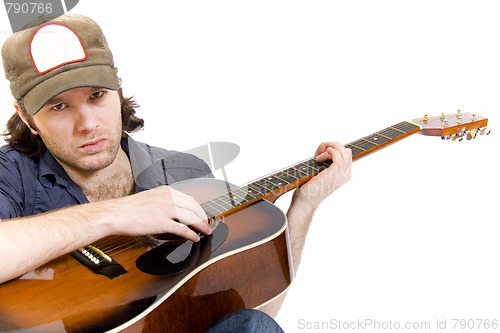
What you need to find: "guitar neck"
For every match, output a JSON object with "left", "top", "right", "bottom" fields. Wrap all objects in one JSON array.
[{"left": 201, "top": 120, "right": 422, "bottom": 219}]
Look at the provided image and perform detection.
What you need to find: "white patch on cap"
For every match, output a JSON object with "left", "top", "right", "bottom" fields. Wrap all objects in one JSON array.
[{"left": 30, "top": 23, "right": 87, "bottom": 75}]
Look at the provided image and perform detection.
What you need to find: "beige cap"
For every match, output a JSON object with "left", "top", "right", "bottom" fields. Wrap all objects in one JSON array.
[{"left": 2, "top": 14, "right": 120, "bottom": 115}]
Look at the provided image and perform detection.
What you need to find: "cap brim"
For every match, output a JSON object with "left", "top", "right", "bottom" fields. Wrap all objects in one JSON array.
[{"left": 23, "top": 65, "right": 120, "bottom": 115}]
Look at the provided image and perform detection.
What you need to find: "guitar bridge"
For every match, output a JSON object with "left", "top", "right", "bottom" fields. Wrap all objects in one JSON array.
[{"left": 71, "top": 245, "right": 127, "bottom": 279}]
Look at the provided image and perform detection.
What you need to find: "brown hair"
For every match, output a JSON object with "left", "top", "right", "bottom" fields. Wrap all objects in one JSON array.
[{"left": 3, "top": 88, "right": 144, "bottom": 159}]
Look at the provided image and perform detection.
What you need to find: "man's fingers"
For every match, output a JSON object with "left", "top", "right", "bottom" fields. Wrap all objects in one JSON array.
[
  {"left": 166, "top": 187, "right": 209, "bottom": 223},
  {"left": 168, "top": 207, "right": 212, "bottom": 236},
  {"left": 164, "top": 219, "right": 203, "bottom": 242},
  {"left": 315, "top": 142, "right": 351, "bottom": 164}
]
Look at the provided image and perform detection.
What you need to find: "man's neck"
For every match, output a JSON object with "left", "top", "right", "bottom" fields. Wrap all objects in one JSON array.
[{"left": 66, "top": 148, "right": 135, "bottom": 203}]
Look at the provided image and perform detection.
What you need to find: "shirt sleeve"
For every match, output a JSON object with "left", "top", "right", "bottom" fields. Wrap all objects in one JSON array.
[{"left": 0, "top": 152, "right": 24, "bottom": 219}]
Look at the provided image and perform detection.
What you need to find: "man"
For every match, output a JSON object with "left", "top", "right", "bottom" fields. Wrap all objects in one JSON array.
[{"left": 0, "top": 14, "right": 351, "bottom": 331}]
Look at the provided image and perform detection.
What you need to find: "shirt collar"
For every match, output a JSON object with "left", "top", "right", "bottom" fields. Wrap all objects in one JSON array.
[{"left": 38, "top": 149, "right": 71, "bottom": 189}]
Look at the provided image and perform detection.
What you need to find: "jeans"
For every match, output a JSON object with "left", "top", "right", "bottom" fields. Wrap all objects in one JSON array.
[{"left": 205, "top": 309, "right": 284, "bottom": 333}]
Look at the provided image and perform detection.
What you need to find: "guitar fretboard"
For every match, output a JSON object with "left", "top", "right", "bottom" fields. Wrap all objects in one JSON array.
[
  {"left": 201, "top": 120, "right": 421, "bottom": 219},
  {"left": 346, "top": 121, "right": 421, "bottom": 159}
]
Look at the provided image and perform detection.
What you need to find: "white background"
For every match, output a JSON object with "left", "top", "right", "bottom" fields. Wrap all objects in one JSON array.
[{"left": 1, "top": 1, "right": 499, "bottom": 332}]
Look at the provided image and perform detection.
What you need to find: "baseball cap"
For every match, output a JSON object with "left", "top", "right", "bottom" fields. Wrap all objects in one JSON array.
[{"left": 1, "top": 14, "right": 120, "bottom": 115}]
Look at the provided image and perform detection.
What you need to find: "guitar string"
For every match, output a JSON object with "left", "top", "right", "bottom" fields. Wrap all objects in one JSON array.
[{"left": 96, "top": 236, "right": 139, "bottom": 252}]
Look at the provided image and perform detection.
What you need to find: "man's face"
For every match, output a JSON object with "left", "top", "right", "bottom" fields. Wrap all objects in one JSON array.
[{"left": 29, "top": 87, "right": 123, "bottom": 175}]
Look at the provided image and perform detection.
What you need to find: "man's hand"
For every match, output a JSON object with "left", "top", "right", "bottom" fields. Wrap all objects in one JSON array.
[
  {"left": 295, "top": 142, "right": 352, "bottom": 211},
  {"left": 104, "top": 186, "right": 212, "bottom": 242}
]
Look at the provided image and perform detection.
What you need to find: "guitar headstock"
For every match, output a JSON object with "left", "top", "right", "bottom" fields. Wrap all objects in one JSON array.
[{"left": 412, "top": 111, "right": 490, "bottom": 142}]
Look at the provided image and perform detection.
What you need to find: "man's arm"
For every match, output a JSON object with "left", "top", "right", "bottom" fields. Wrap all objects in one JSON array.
[
  {"left": 287, "top": 142, "right": 352, "bottom": 270},
  {"left": 0, "top": 186, "right": 212, "bottom": 284},
  {"left": 261, "top": 142, "right": 352, "bottom": 317}
]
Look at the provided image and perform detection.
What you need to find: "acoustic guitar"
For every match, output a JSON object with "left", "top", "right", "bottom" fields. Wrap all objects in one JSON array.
[{"left": 0, "top": 112, "right": 489, "bottom": 333}]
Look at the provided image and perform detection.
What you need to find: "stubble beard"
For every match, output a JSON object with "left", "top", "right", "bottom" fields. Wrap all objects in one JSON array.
[{"left": 39, "top": 125, "right": 123, "bottom": 175}]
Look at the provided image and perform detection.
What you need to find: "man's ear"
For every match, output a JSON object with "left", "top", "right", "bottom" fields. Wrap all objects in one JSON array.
[{"left": 13, "top": 102, "right": 39, "bottom": 135}]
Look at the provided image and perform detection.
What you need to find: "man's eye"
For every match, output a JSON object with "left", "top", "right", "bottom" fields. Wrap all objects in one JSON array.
[
  {"left": 91, "top": 91, "right": 104, "bottom": 99},
  {"left": 52, "top": 103, "right": 65, "bottom": 111}
]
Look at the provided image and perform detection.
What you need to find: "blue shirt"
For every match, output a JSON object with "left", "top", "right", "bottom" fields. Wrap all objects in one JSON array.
[{"left": 0, "top": 137, "right": 212, "bottom": 219}]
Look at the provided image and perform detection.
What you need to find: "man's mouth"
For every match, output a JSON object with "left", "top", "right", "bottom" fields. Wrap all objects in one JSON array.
[{"left": 80, "top": 139, "right": 106, "bottom": 153}]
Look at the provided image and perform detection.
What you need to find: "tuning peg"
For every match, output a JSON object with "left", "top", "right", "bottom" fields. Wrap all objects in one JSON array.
[
  {"left": 442, "top": 134, "right": 453, "bottom": 140},
  {"left": 452, "top": 132, "right": 465, "bottom": 142},
  {"left": 479, "top": 127, "right": 491, "bottom": 136},
  {"left": 466, "top": 129, "right": 478, "bottom": 140}
]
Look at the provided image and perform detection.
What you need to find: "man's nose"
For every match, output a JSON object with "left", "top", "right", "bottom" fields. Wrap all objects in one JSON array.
[{"left": 75, "top": 104, "right": 99, "bottom": 133}]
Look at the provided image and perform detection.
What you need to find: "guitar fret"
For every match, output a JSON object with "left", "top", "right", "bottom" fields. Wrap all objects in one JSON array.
[
  {"left": 393, "top": 121, "right": 418, "bottom": 132},
  {"left": 200, "top": 201, "right": 218, "bottom": 213},
  {"left": 303, "top": 159, "right": 327, "bottom": 171},
  {"left": 274, "top": 171, "right": 298, "bottom": 184},
  {"left": 361, "top": 140, "right": 376, "bottom": 149},
  {"left": 281, "top": 169, "right": 300, "bottom": 181},
  {"left": 255, "top": 179, "right": 279, "bottom": 192},
  {"left": 379, "top": 128, "right": 402, "bottom": 139},
  {"left": 213, "top": 198, "right": 232, "bottom": 210},
  {"left": 297, "top": 162, "right": 316, "bottom": 175},
  {"left": 274, "top": 176, "right": 289, "bottom": 186},
  {"left": 298, "top": 163, "right": 318, "bottom": 175},
  {"left": 265, "top": 176, "right": 286, "bottom": 188},
  {"left": 397, "top": 121, "right": 418, "bottom": 131},
  {"left": 374, "top": 132, "right": 392, "bottom": 140},
  {"left": 243, "top": 187, "right": 259, "bottom": 199},
  {"left": 247, "top": 184, "right": 265, "bottom": 196},
  {"left": 351, "top": 140, "right": 375, "bottom": 151},
  {"left": 347, "top": 143, "right": 366, "bottom": 151},
  {"left": 250, "top": 181, "right": 271, "bottom": 193},
  {"left": 236, "top": 187, "right": 251, "bottom": 198},
  {"left": 361, "top": 138, "right": 378, "bottom": 146},
  {"left": 205, "top": 199, "right": 224, "bottom": 213},
  {"left": 209, "top": 198, "right": 232, "bottom": 211},
  {"left": 389, "top": 126, "right": 406, "bottom": 134},
  {"left": 289, "top": 166, "right": 309, "bottom": 177},
  {"left": 346, "top": 144, "right": 365, "bottom": 156},
  {"left": 393, "top": 121, "right": 410, "bottom": 130},
  {"left": 363, "top": 134, "right": 390, "bottom": 145},
  {"left": 200, "top": 202, "right": 224, "bottom": 217},
  {"left": 214, "top": 195, "right": 236, "bottom": 209},
  {"left": 229, "top": 188, "right": 251, "bottom": 203}
]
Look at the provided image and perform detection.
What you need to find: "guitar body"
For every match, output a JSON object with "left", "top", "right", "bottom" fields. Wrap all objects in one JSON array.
[{"left": 0, "top": 178, "right": 293, "bottom": 333}]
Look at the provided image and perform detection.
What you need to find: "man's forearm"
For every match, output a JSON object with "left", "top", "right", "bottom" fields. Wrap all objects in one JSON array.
[
  {"left": 286, "top": 190, "right": 317, "bottom": 272},
  {"left": 0, "top": 203, "right": 114, "bottom": 284}
]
